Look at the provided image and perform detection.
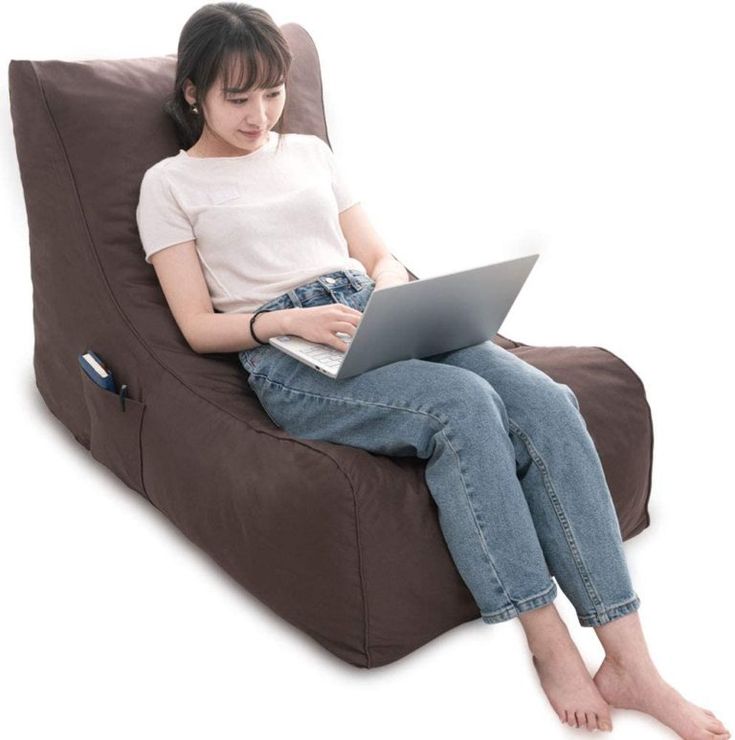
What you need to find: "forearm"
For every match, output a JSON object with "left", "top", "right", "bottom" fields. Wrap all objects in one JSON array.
[
  {"left": 188, "top": 308, "right": 296, "bottom": 354},
  {"left": 370, "top": 255, "right": 410, "bottom": 289},
  {"left": 188, "top": 258, "right": 408, "bottom": 352}
]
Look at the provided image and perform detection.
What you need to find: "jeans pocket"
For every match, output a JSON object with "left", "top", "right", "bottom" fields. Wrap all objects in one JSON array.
[
  {"left": 239, "top": 344, "right": 287, "bottom": 377},
  {"left": 240, "top": 346, "right": 262, "bottom": 370},
  {"left": 246, "top": 373, "right": 282, "bottom": 429}
]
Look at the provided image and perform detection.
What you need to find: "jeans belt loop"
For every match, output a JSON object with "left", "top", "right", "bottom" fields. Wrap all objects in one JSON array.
[
  {"left": 344, "top": 269, "right": 363, "bottom": 291},
  {"left": 286, "top": 288, "right": 303, "bottom": 308}
]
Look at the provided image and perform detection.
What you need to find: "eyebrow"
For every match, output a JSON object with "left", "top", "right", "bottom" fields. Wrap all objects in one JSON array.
[{"left": 224, "top": 81, "right": 285, "bottom": 94}]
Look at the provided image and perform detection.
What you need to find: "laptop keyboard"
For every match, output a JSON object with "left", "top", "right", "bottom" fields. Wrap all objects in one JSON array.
[{"left": 274, "top": 335, "right": 351, "bottom": 372}]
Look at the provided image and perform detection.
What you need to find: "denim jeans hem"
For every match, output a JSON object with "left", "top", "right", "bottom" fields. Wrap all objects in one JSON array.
[
  {"left": 480, "top": 580, "right": 558, "bottom": 625},
  {"left": 577, "top": 593, "right": 641, "bottom": 627}
]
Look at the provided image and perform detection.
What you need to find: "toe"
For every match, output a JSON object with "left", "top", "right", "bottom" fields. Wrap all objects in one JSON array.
[
  {"left": 706, "top": 718, "right": 728, "bottom": 733},
  {"left": 597, "top": 713, "right": 613, "bottom": 732},
  {"left": 574, "top": 710, "right": 584, "bottom": 728},
  {"left": 585, "top": 712, "right": 597, "bottom": 731},
  {"left": 707, "top": 720, "right": 727, "bottom": 732}
]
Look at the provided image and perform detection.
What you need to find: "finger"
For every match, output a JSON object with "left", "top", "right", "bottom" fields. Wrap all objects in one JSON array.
[
  {"left": 328, "top": 308, "right": 358, "bottom": 324},
  {"left": 337, "top": 304, "right": 363, "bottom": 317},
  {"left": 331, "top": 334, "right": 352, "bottom": 352},
  {"left": 334, "top": 320, "right": 359, "bottom": 336}
]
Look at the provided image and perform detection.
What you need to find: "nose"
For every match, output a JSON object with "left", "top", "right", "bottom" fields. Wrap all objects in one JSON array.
[{"left": 245, "top": 97, "right": 268, "bottom": 127}]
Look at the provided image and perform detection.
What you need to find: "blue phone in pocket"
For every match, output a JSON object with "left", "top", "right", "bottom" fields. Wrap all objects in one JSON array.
[{"left": 78, "top": 350, "right": 116, "bottom": 392}]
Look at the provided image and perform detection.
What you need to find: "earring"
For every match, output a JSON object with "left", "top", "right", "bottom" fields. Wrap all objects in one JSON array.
[{"left": 190, "top": 104, "right": 199, "bottom": 114}]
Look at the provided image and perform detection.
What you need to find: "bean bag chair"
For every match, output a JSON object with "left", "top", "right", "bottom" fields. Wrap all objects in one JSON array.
[{"left": 8, "top": 23, "right": 653, "bottom": 668}]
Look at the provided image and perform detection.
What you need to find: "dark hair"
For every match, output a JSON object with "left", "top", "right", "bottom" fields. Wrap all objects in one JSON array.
[{"left": 163, "top": 2, "right": 293, "bottom": 152}]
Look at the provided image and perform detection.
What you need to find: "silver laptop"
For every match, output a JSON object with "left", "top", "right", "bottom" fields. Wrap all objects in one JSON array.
[{"left": 268, "top": 253, "right": 539, "bottom": 380}]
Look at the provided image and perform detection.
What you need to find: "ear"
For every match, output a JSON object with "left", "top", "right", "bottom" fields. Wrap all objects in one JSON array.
[{"left": 182, "top": 78, "right": 196, "bottom": 106}]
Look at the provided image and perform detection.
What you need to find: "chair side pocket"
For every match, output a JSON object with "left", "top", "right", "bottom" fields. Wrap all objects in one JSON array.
[{"left": 79, "top": 366, "right": 147, "bottom": 497}]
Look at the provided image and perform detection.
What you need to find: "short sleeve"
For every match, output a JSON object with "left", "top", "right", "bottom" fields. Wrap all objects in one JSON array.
[
  {"left": 135, "top": 167, "right": 196, "bottom": 263},
  {"left": 312, "top": 136, "right": 360, "bottom": 213}
]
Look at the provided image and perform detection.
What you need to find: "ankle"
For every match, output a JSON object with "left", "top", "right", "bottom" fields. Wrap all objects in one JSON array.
[
  {"left": 528, "top": 626, "right": 575, "bottom": 659},
  {"left": 604, "top": 649, "right": 656, "bottom": 672}
]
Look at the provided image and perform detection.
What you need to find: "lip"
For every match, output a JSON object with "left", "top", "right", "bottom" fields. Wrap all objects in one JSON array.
[{"left": 241, "top": 129, "right": 264, "bottom": 137}]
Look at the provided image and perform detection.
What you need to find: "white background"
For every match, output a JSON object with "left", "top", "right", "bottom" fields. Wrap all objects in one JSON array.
[{"left": 2, "top": 1, "right": 733, "bottom": 738}]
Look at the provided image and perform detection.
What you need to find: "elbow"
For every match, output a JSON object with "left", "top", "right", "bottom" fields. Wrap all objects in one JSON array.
[
  {"left": 186, "top": 337, "right": 203, "bottom": 354},
  {"left": 182, "top": 312, "right": 216, "bottom": 354},
  {"left": 182, "top": 324, "right": 204, "bottom": 354}
]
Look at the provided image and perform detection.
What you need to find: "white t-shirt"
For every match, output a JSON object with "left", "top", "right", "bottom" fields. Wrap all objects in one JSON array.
[{"left": 135, "top": 131, "right": 367, "bottom": 313}]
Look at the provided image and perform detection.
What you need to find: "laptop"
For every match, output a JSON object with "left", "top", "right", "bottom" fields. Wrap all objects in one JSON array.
[{"left": 268, "top": 253, "right": 539, "bottom": 380}]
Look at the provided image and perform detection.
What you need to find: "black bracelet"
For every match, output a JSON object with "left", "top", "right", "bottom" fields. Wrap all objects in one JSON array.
[{"left": 249, "top": 309, "right": 270, "bottom": 346}]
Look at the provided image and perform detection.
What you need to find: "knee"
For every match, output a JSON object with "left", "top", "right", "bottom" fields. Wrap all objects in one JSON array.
[
  {"left": 408, "top": 360, "right": 509, "bottom": 430},
  {"left": 558, "top": 383, "right": 580, "bottom": 411},
  {"left": 511, "top": 379, "right": 581, "bottom": 431}
]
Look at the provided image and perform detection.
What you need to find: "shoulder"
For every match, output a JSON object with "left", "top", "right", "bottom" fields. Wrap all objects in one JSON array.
[
  {"left": 279, "top": 131, "right": 330, "bottom": 156},
  {"left": 307, "top": 133, "right": 332, "bottom": 156},
  {"left": 136, "top": 157, "right": 185, "bottom": 213},
  {"left": 140, "top": 154, "right": 180, "bottom": 184},
  {"left": 269, "top": 133, "right": 331, "bottom": 174},
  {"left": 137, "top": 154, "right": 192, "bottom": 204}
]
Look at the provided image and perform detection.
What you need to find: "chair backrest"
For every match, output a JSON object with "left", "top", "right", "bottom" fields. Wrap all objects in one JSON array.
[{"left": 9, "top": 24, "right": 418, "bottom": 437}]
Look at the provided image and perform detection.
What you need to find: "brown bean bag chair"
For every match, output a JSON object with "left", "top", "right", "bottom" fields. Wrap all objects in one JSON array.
[{"left": 8, "top": 23, "right": 653, "bottom": 668}]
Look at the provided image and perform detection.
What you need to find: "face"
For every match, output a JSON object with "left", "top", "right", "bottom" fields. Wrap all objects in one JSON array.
[{"left": 183, "top": 65, "right": 286, "bottom": 157}]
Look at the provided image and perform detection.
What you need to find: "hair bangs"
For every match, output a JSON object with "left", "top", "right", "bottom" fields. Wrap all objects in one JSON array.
[{"left": 221, "top": 41, "right": 286, "bottom": 94}]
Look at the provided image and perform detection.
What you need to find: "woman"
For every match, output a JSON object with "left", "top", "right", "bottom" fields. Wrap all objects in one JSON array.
[{"left": 135, "top": 4, "right": 729, "bottom": 738}]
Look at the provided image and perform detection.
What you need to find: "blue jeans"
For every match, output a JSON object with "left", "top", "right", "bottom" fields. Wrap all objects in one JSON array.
[{"left": 239, "top": 269, "right": 641, "bottom": 627}]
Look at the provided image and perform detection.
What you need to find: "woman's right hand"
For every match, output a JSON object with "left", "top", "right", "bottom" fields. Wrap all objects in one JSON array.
[{"left": 285, "top": 304, "right": 364, "bottom": 353}]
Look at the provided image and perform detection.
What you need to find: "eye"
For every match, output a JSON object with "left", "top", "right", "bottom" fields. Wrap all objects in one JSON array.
[{"left": 230, "top": 91, "right": 282, "bottom": 105}]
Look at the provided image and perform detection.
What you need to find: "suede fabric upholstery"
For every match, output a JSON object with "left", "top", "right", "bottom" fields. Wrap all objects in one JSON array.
[{"left": 8, "top": 24, "right": 653, "bottom": 668}]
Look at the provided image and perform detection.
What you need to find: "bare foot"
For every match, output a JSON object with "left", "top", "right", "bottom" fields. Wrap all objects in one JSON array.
[
  {"left": 593, "top": 654, "right": 731, "bottom": 739},
  {"left": 530, "top": 633, "right": 613, "bottom": 732}
]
